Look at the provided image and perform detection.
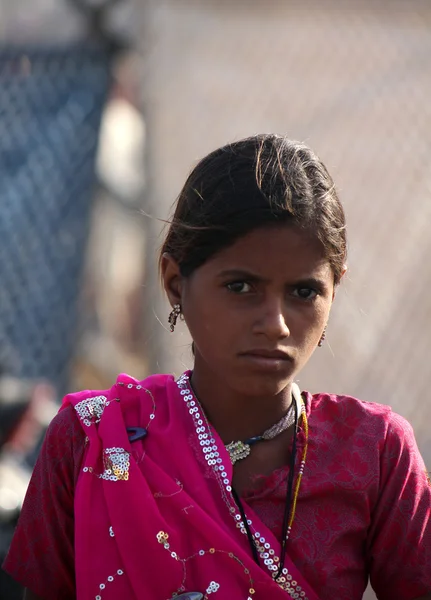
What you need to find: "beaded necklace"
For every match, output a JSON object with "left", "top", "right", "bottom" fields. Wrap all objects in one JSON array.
[
  {"left": 178, "top": 373, "right": 310, "bottom": 597},
  {"left": 232, "top": 396, "right": 299, "bottom": 579},
  {"left": 225, "top": 401, "right": 296, "bottom": 465}
]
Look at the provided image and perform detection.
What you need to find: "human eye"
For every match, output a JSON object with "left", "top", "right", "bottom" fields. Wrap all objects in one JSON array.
[
  {"left": 226, "top": 281, "right": 253, "bottom": 294},
  {"left": 291, "top": 287, "right": 318, "bottom": 301}
]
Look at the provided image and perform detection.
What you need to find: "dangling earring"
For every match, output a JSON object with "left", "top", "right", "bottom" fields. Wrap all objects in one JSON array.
[
  {"left": 168, "top": 304, "right": 181, "bottom": 332},
  {"left": 318, "top": 326, "right": 327, "bottom": 347}
]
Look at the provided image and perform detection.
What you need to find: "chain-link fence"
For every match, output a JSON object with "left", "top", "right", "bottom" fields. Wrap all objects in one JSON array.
[{"left": 0, "top": 45, "right": 112, "bottom": 390}]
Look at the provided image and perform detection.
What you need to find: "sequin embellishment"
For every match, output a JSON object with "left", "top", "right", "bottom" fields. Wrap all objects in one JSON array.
[
  {"left": 206, "top": 581, "right": 220, "bottom": 594},
  {"left": 115, "top": 382, "right": 157, "bottom": 425},
  {"left": 80, "top": 384, "right": 157, "bottom": 479},
  {"left": 95, "top": 568, "right": 124, "bottom": 599},
  {"left": 157, "top": 531, "right": 255, "bottom": 599},
  {"left": 99, "top": 447, "right": 130, "bottom": 481},
  {"left": 176, "top": 374, "right": 309, "bottom": 600},
  {"left": 75, "top": 395, "right": 109, "bottom": 427}
]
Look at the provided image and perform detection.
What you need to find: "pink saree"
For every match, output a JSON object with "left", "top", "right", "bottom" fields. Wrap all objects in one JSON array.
[{"left": 65, "top": 371, "right": 320, "bottom": 600}]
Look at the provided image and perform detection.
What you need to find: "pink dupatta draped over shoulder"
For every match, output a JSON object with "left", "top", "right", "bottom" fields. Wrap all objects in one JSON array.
[{"left": 64, "top": 371, "right": 320, "bottom": 600}]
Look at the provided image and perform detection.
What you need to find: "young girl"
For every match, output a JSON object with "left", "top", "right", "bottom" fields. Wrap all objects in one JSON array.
[{"left": 4, "top": 135, "right": 431, "bottom": 600}]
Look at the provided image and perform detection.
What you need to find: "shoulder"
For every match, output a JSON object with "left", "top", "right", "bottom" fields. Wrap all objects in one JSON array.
[
  {"left": 63, "top": 373, "right": 175, "bottom": 404},
  {"left": 38, "top": 405, "right": 87, "bottom": 487},
  {"left": 114, "top": 372, "right": 176, "bottom": 395},
  {"left": 306, "top": 390, "right": 391, "bottom": 429},
  {"left": 61, "top": 373, "right": 178, "bottom": 438},
  {"left": 304, "top": 390, "right": 416, "bottom": 449},
  {"left": 45, "top": 404, "right": 85, "bottom": 448},
  {"left": 47, "top": 373, "right": 174, "bottom": 446},
  {"left": 62, "top": 372, "right": 175, "bottom": 415}
]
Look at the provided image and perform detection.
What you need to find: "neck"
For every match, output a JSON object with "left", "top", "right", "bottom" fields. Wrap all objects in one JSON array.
[{"left": 189, "top": 359, "right": 293, "bottom": 444}]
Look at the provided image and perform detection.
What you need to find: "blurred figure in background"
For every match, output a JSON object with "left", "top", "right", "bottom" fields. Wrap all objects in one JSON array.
[
  {"left": 0, "top": 367, "right": 57, "bottom": 599},
  {"left": 0, "top": 2, "right": 130, "bottom": 596}
]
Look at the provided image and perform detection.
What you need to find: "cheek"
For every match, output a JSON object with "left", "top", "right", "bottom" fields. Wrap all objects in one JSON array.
[
  {"left": 184, "top": 290, "right": 241, "bottom": 350},
  {"left": 184, "top": 292, "right": 222, "bottom": 337},
  {"left": 292, "top": 302, "right": 331, "bottom": 341},
  {"left": 187, "top": 313, "right": 234, "bottom": 362}
]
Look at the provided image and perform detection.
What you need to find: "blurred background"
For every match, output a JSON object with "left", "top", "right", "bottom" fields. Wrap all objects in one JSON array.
[{"left": 0, "top": 1, "right": 430, "bottom": 598}]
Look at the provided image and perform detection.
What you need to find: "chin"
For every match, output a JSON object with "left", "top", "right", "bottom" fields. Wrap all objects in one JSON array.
[{"left": 233, "top": 371, "right": 293, "bottom": 398}]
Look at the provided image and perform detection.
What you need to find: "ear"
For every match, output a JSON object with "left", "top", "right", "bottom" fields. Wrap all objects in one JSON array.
[
  {"left": 161, "top": 253, "right": 183, "bottom": 307},
  {"left": 332, "top": 264, "right": 347, "bottom": 300}
]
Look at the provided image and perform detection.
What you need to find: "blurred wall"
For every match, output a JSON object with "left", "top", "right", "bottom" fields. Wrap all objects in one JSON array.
[
  {"left": 0, "top": 0, "right": 136, "bottom": 45},
  {"left": 136, "top": 0, "right": 431, "bottom": 455},
  {"left": 134, "top": 6, "right": 431, "bottom": 596}
]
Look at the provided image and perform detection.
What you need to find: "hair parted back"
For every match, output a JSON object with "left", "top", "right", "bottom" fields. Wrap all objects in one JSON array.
[{"left": 161, "top": 134, "right": 347, "bottom": 283}]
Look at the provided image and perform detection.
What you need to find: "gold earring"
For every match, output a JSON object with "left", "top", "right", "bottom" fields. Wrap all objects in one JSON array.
[
  {"left": 318, "top": 326, "right": 327, "bottom": 347},
  {"left": 168, "top": 304, "right": 182, "bottom": 332}
]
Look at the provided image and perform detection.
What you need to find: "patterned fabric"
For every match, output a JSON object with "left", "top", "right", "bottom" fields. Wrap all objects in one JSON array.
[{"left": 3, "top": 375, "right": 431, "bottom": 600}]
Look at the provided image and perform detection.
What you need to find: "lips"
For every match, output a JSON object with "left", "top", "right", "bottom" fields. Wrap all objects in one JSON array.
[
  {"left": 238, "top": 349, "right": 293, "bottom": 372},
  {"left": 240, "top": 349, "right": 292, "bottom": 360}
]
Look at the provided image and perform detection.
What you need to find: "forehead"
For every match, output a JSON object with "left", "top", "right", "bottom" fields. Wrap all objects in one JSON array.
[{"left": 205, "top": 225, "right": 331, "bottom": 279}]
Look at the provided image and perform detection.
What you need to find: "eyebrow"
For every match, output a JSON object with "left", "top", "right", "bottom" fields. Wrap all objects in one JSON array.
[
  {"left": 217, "top": 269, "right": 266, "bottom": 281},
  {"left": 216, "top": 269, "right": 329, "bottom": 292}
]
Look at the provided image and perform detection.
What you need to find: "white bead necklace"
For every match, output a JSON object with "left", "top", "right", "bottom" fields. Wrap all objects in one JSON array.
[{"left": 225, "top": 401, "right": 296, "bottom": 465}]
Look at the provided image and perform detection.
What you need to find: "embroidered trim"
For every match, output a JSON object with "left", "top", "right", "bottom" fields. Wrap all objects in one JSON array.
[
  {"left": 115, "top": 382, "right": 157, "bottom": 428},
  {"left": 176, "top": 374, "right": 309, "bottom": 600},
  {"left": 154, "top": 479, "right": 184, "bottom": 499},
  {"left": 157, "top": 531, "right": 255, "bottom": 599}
]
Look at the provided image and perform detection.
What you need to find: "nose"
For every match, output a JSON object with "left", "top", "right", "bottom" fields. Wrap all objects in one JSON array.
[{"left": 254, "top": 297, "right": 290, "bottom": 341}]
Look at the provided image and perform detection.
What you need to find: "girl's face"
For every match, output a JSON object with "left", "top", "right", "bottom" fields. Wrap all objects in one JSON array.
[{"left": 163, "top": 225, "right": 338, "bottom": 399}]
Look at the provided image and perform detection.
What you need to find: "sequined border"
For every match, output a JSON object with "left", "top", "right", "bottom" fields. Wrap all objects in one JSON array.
[{"left": 176, "top": 374, "right": 309, "bottom": 600}]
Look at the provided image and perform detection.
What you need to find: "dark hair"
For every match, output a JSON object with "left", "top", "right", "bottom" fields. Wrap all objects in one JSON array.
[{"left": 161, "top": 134, "right": 347, "bottom": 283}]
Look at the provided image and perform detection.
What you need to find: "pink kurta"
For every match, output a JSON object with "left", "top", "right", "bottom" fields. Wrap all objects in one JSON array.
[{"left": 4, "top": 372, "right": 431, "bottom": 599}]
